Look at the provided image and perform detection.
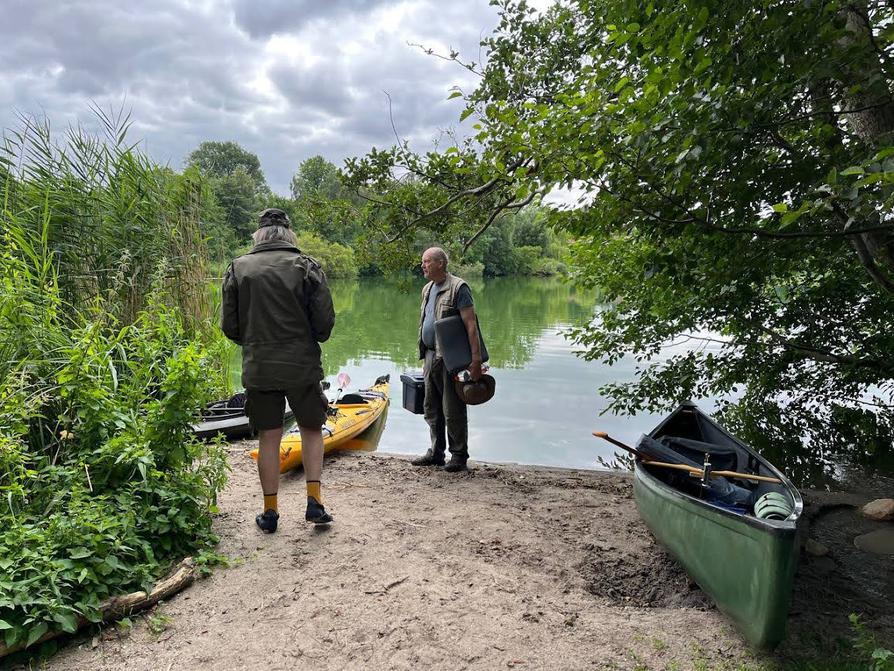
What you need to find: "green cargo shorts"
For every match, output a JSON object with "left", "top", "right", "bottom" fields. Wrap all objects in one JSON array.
[{"left": 245, "top": 384, "right": 328, "bottom": 431}]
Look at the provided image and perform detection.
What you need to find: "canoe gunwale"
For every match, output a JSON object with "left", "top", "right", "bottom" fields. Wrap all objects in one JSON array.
[
  {"left": 646, "top": 402, "right": 803, "bottom": 524},
  {"left": 634, "top": 463, "right": 799, "bottom": 536}
]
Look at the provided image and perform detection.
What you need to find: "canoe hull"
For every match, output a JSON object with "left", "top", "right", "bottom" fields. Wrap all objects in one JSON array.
[
  {"left": 633, "top": 403, "right": 802, "bottom": 649},
  {"left": 250, "top": 377, "right": 390, "bottom": 473}
]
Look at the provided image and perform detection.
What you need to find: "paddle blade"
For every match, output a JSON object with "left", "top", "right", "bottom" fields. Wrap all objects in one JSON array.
[{"left": 337, "top": 372, "right": 351, "bottom": 390}]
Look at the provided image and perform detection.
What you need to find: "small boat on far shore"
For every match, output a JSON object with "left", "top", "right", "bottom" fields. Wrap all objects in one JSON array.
[
  {"left": 192, "top": 393, "right": 293, "bottom": 441},
  {"left": 627, "top": 402, "right": 802, "bottom": 649}
]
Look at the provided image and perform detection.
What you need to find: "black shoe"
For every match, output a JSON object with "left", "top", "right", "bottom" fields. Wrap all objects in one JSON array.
[
  {"left": 306, "top": 496, "right": 333, "bottom": 525},
  {"left": 255, "top": 508, "right": 279, "bottom": 533},
  {"left": 411, "top": 451, "right": 446, "bottom": 467},
  {"left": 444, "top": 457, "right": 468, "bottom": 473}
]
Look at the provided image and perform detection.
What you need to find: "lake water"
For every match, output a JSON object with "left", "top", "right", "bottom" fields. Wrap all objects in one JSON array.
[
  {"left": 223, "top": 275, "right": 893, "bottom": 490},
  {"left": 229, "top": 276, "right": 675, "bottom": 471}
]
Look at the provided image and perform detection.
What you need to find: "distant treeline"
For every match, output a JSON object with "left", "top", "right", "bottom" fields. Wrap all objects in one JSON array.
[{"left": 186, "top": 142, "right": 569, "bottom": 277}]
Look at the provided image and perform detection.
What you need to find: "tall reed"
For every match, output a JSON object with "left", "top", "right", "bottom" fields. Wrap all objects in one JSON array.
[{"left": 1, "top": 105, "right": 214, "bottom": 330}]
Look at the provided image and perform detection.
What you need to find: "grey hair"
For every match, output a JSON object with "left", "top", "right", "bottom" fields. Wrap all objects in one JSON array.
[
  {"left": 428, "top": 247, "right": 449, "bottom": 266},
  {"left": 252, "top": 225, "right": 297, "bottom": 246}
]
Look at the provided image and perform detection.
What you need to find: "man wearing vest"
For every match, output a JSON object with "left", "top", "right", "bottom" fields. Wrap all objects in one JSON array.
[
  {"left": 412, "top": 247, "right": 482, "bottom": 473},
  {"left": 221, "top": 208, "right": 335, "bottom": 532}
]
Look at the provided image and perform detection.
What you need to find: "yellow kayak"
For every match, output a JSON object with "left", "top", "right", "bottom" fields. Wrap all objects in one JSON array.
[{"left": 250, "top": 375, "right": 390, "bottom": 473}]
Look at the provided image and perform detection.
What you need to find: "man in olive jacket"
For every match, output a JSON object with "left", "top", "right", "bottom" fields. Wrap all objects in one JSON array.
[
  {"left": 412, "top": 247, "right": 482, "bottom": 473},
  {"left": 221, "top": 208, "right": 335, "bottom": 532}
]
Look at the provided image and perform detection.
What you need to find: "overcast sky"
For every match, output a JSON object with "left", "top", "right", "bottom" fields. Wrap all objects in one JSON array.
[{"left": 0, "top": 0, "right": 505, "bottom": 195}]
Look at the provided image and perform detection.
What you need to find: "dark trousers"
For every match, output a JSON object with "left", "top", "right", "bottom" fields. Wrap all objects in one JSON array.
[{"left": 423, "top": 350, "right": 468, "bottom": 460}]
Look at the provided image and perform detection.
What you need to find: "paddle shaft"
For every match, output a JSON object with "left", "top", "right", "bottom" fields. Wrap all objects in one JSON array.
[
  {"left": 592, "top": 431, "right": 652, "bottom": 460},
  {"left": 592, "top": 431, "right": 782, "bottom": 484}
]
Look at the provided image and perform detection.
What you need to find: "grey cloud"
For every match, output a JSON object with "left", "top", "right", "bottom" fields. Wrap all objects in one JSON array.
[
  {"left": 232, "top": 0, "right": 396, "bottom": 39},
  {"left": 1, "top": 0, "right": 501, "bottom": 195},
  {"left": 268, "top": 62, "right": 355, "bottom": 117}
]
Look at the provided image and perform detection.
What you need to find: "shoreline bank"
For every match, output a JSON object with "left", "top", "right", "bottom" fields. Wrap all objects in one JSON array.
[{"left": 33, "top": 447, "right": 892, "bottom": 670}]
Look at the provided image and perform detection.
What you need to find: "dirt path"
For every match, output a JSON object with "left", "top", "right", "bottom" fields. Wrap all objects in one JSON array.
[{"left": 32, "top": 444, "right": 892, "bottom": 671}]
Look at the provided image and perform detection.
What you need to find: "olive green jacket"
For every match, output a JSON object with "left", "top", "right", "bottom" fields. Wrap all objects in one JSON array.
[
  {"left": 417, "top": 273, "right": 469, "bottom": 360},
  {"left": 221, "top": 241, "right": 334, "bottom": 389}
]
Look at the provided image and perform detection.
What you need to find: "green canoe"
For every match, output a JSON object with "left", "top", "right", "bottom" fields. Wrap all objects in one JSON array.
[{"left": 633, "top": 402, "right": 802, "bottom": 649}]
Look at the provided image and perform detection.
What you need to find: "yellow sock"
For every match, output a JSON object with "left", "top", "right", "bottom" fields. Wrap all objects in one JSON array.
[
  {"left": 306, "top": 480, "right": 322, "bottom": 503},
  {"left": 263, "top": 494, "right": 278, "bottom": 512}
]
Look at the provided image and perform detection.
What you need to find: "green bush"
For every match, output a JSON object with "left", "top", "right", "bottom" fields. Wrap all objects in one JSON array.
[
  {"left": 296, "top": 232, "right": 358, "bottom": 277},
  {"left": 851, "top": 614, "right": 894, "bottom": 671},
  {"left": 0, "top": 287, "right": 228, "bottom": 649},
  {"left": 450, "top": 261, "right": 485, "bottom": 278},
  {"left": 0, "top": 115, "right": 229, "bottom": 652}
]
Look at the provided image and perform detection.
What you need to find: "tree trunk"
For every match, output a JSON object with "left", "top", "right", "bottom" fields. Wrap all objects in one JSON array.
[{"left": 840, "top": 5, "right": 894, "bottom": 292}]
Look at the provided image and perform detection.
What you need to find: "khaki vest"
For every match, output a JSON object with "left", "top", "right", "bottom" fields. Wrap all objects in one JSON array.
[{"left": 417, "top": 273, "right": 468, "bottom": 359}]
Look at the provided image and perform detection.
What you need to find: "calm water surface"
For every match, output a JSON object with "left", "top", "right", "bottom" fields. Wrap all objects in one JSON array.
[{"left": 229, "top": 276, "right": 680, "bottom": 471}]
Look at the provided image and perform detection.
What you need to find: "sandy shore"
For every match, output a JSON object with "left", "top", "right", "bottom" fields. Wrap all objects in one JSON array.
[{"left": 30, "top": 443, "right": 893, "bottom": 671}]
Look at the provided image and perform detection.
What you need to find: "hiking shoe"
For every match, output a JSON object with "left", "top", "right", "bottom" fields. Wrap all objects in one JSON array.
[
  {"left": 444, "top": 457, "right": 468, "bottom": 473},
  {"left": 255, "top": 509, "right": 279, "bottom": 533},
  {"left": 306, "top": 496, "right": 333, "bottom": 525},
  {"left": 411, "top": 451, "right": 446, "bottom": 467}
]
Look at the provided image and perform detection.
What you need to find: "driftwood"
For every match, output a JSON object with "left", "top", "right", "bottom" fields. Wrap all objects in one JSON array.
[{"left": 0, "top": 557, "right": 197, "bottom": 659}]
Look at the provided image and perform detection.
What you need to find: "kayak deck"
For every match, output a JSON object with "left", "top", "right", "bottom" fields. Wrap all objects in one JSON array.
[
  {"left": 192, "top": 394, "right": 293, "bottom": 440},
  {"left": 250, "top": 375, "right": 390, "bottom": 473}
]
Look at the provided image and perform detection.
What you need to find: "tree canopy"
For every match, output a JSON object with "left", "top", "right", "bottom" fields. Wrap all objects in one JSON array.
[
  {"left": 291, "top": 155, "right": 344, "bottom": 201},
  {"left": 343, "top": 0, "right": 894, "bottom": 472},
  {"left": 185, "top": 141, "right": 270, "bottom": 244},
  {"left": 186, "top": 140, "right": 267, "bottom": 193}
]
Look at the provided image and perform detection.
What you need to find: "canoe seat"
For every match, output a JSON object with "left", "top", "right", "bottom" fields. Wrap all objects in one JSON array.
[
  {"left": 659, "top": 436, "right": 739, "bottom": 472},
  {"left": 337, "top": 393, "right": 367, "bottom": 405}
]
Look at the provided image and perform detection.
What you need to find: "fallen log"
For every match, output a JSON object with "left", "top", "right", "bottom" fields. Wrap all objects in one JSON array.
[{"left": 0, "top": 556, "right": 196, "bottom": 659}]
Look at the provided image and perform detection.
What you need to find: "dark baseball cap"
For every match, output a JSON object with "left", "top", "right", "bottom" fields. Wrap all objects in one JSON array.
[{"left": 258, "top": 208, "right": 291, "bottom": 228}]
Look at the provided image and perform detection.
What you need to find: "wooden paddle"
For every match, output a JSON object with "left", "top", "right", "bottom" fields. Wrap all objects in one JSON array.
[{"left": 592, "top": 431, "right": 782, "bottom": 484}]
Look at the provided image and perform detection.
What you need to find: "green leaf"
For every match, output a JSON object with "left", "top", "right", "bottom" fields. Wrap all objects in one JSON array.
[
  {"left": 69, "top": 548, "right": 93, "bottom": 559},
  {"left": 779, "top": 210, "right": 803, "bottom": 228},
  {"left": 772, "top": 202, "right": 788, "bottom": 213},
  {"left": 694, "top": 57, "right": 712, "bottom": 74},
  {"left": 614, "top": 76, "right": 630, "bottom": 93},
  {"left": 459, "top": 108, "right": 474, "bottom": 122},
  {"left": 54, "top": 612, "right": 79, "bottom": 634},
  {"left": 0, "top": 620, "right": 12, "bottom": 630},
  {"left": 840, "top": 165, "right": 864, "bottom": 176},
  {"left": 26, "top": 621, "right": 49, "bottom": 647},
  {"left": 447, "top": 90, "right": 463, "bottom": 100}
]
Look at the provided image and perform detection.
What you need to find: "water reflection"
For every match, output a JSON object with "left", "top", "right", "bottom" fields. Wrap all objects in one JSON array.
[{"left": 321, "top": 277, "right": 597, "bottom": 372}]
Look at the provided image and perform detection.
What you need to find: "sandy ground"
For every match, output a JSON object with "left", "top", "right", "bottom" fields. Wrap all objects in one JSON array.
[{"left": 20, "top": 442, "right": 894, "bottom": 671}]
